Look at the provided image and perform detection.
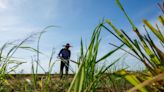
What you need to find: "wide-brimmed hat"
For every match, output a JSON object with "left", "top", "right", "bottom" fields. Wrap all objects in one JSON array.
[{"left": 63, "top": 43, "right": 72, "bottom": 47}]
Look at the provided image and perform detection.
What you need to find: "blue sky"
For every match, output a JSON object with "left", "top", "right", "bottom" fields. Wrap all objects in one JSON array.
[{"left": 0, "top": 0, "right": 163, "bottom": 73}]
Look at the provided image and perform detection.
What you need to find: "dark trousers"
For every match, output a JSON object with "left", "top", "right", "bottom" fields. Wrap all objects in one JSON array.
[{"left": 60, "top": 59, "right": 69, "bottom": 78}]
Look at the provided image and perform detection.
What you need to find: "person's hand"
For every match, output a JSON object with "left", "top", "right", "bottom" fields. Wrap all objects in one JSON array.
[{"left": 57, "top": 56, "right": 61, "bottom": 59}]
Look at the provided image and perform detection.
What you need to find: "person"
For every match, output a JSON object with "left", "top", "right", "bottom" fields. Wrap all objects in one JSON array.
[{"left": 58, "top": 43, "right": 71, "bottom": 79}]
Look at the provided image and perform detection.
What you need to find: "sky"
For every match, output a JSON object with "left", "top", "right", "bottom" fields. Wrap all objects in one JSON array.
[{"left": 0, "top": 0, "right": 163, "bottom": 73}]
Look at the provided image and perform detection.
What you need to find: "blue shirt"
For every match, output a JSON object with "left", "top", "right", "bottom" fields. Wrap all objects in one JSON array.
[{"left": 58, "top": 48, "right": 71, "bottom": 59}]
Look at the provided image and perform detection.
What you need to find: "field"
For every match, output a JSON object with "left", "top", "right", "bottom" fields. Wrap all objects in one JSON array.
[
  {"left": 4, "top": 74, "right": 73, "bottom": 92},
  {"left": 3, "top": 74, "right": 133, "bottom": 92},
  {"left": 0, "top": 0, "right": 164, "bottom": 92}
]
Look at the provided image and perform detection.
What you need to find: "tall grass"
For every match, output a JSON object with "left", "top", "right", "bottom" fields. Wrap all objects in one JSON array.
[
  {"left": 0, "top": 1, "right": 163, "bottom": 92},
  {"left": 68, "top": 24, "right": 124, "bottom": 92},
  {"left": 0, "top": 26, "right": 57, "bottom": 91},
  {"left": 101, "top": 0, "right": 164, "bottom": 91},
  {"left": 0, "top": 33, "right": 38, "bottom": 91}
]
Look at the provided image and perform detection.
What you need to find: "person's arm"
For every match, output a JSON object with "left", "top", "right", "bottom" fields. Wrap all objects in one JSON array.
[
  {"left": 58, "top": 49, "right": 63, "bottom": 57},
  {"left": 68, "top": 50, "right": 71, "bottom": 59}
]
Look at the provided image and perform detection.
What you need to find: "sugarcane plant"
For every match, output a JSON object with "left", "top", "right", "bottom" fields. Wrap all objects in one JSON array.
[
  {"left": 68, "top": 23, "right": 124, "bottom": 92},
  {"left": 101, "top": 0, "right": 164, "bottom": 91},
  {"left": 0, "top": 34, "right": 39, "bottom": 91}
]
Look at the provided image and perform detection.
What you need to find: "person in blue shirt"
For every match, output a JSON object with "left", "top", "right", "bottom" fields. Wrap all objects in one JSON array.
[{"left": 58, "top": 43, "right": 71, "bottom": 78}]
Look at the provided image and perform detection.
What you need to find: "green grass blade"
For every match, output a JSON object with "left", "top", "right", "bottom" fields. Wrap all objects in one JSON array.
[
  {"left": 158, "top": 15, "right": 164, "bottom": 26},
  {"left": 96, "top": 44, "right": 124, "bottom": 63},
  {"left": 106, "top": 20, "right": 133, "bottom": 49},
  {"left": 119, "top": 70, "right": 148, "bottom": 92},
  {"left": 143, "top": 20, "right": 164, "bottom": 43},
  {"left": 115, "top": 0, "right": 136, "bottom": 30}
]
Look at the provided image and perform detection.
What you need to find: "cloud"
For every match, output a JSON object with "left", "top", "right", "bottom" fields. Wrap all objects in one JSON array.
[
  {"left": 0, "top": 0, "right": 25, "bottom": 10},
  {"left": 0, "top": 0, "right": 8, "bottom": 9},
  {"left": 0, "top": 0, "right": 61, "bottom": 45}
]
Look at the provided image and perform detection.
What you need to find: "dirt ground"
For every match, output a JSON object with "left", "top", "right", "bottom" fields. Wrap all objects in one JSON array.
[{"left": 4, "top": 74, "right": 129, "bottom": 92}]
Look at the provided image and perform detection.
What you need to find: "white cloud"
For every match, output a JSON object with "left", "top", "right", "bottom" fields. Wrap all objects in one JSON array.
[
  {"left": 0, "top": 0, "right": 25, "bottom": 10},
  {"left": 0, "top": 0, "right": 61, "bottom": 45},
  {"left": 0, "top": 0, "right": 7, "bottom": 9}
]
